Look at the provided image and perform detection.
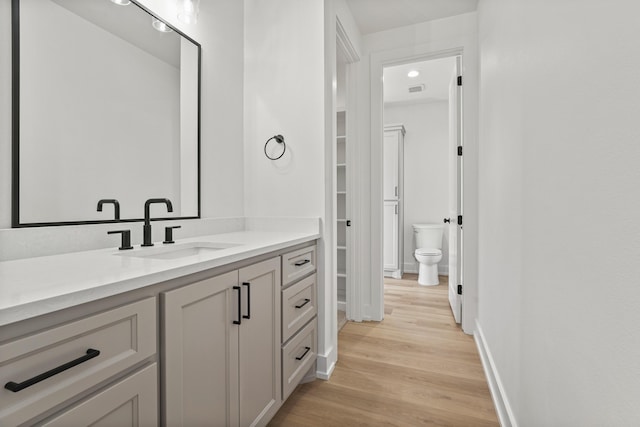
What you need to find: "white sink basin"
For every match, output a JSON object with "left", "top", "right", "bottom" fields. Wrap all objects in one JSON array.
[{"left": 116, "top": 242, "right": 240, "bottom": 260}]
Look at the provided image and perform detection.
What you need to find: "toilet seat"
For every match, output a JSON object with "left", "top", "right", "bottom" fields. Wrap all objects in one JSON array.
[{"left": 415, "top": 248, "right": 442, "bottom": 256}]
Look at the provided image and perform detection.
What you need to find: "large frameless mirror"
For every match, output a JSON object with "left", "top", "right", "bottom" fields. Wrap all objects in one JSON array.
[{"left": 12, "top": 0, "right": 201, "bottom": 226}]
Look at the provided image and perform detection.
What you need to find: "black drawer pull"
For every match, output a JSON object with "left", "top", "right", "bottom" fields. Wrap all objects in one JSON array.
[
  {"left": 233, "top": 286, "right": 242, "bottom": 325},
  {"left": 242, "top": 282, "right": 251, "bottom": 319},
  {"left": 294, "top": 259, "right": 310, "bottom": 267},
  {"left": 295, "top": 298, "right": 311, "bottom": 309},
  {"left": 295, "top": 346, "right": 311, "bottom": 361},
  {"left": 4, "top": 348, "right": 100, "bottom": 393}
]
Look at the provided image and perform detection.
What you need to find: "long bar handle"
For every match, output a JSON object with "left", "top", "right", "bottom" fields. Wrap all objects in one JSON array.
[
  {"left": 295, "top": 299, "right": 311, "bottom": 309},
  {"left": 233, "top": 286, "right": 242, "bottom": 325},
  {"left": 4, "top": 349, "right": 100, "bottom": 393},
  {"left": 295, "top": 346, "right": 311, "bottom": 361},
  {"left": 294, "top": 259, "right": 310, "bottom": 267},
  {"left": 242, "top": 282, "right": 251, "bottom": 319}
]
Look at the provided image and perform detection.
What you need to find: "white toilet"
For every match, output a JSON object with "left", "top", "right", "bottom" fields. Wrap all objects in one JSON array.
[{"left": 413, "top": 224, "right": 444, "bottom": 286}]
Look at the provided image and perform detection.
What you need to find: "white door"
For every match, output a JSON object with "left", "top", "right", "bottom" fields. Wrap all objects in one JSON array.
[
  {"left": 383, "top": 201, "right": 399, "bottom": 271},
  {"left": 162, "top": 271, "right": 240, "bottom": 427},
  {"left": 238, "top": 257, "right": 281, "bottom": 427},
  {"left": 448, "top": 58, "right": 463, "bottom": 323}
]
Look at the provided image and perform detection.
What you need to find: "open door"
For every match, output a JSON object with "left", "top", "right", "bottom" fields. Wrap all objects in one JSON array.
[{"left": 447, "top": 57, "right": 463, "bottom": 323}]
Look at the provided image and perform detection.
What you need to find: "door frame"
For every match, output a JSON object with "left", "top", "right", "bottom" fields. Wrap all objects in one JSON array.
[
  {"left": 369, "top": 43, "right": 478, "bottom": 334},
  {"left": 336, "top": 19, "right": 361, "bottom": 322}
]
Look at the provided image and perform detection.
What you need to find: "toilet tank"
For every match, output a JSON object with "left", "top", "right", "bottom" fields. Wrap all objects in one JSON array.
[{"left": 413, "top": 224, "right": 443, "bottom": 249}]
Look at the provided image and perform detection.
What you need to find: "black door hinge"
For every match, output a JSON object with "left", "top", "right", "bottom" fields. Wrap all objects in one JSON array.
[
  {"left": 457, "top": 75, "right": 463, "bottom": 86},
  {"left": 457, "top": 284, "right": 463, "bottom": 295},
  {"left": 457, "top": 146, "right": 463, "bottom": 156},
  {"left": 457, "top": 215, "right": 463, "bottom": 226}
]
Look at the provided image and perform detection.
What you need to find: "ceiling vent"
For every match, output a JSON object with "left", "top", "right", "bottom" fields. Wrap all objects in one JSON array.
[{"left": 408, "top": 84, "right": 425, "bottom": 93}]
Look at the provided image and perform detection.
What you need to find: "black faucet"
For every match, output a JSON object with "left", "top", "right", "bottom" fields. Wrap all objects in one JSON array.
[
  {"left": 97, "top": 199, "right": 120, "bottom": 220},
  {"left": 142, "top": 198, "right": 173, "bottom": 247}
]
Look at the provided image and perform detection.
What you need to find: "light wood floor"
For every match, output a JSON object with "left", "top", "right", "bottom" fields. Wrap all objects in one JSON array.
[{"left": 269, "top": 274, "right": 499, "bottom": 426}]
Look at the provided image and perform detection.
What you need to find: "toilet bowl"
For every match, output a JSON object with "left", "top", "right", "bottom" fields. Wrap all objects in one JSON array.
[
  {"left": 414, "top": 248, "right": 442, "bottom": 286},
  {"left": 413, "top": 224, "right": 444, "bottom": 286}
]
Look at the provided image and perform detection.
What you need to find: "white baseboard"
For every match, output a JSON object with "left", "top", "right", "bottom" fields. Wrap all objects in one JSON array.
[
  {"left": 402, "top": 263, "right": 449, "bottom": 276},
  {"left": 403, "top": 263, "right": 418, "bottom": 274},
  {"left": 383, "top": 269, "right": 402, "bottom": 279},
  {"left": 474, "top": 320, "right": 518, "bottom": 427},
  {"left": 315, "top": 345, "right": 337, "bottom": 380}
]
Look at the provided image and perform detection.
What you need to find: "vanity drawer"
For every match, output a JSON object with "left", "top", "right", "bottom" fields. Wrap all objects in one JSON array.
[
  {"left": 282, "top": 274, "right": 317, "bottom": 343},
  {"left": 282, "top": 245, "right": 316, "bottom": 287},
  {"left": 282, "top": 318, "right": 316, "bottom": 401},
  {"left": 37, "top": 363, "right": 158, "bottom": 427},
  {"left": 0, "top": 297, "right": 156, "bottom": 427}
]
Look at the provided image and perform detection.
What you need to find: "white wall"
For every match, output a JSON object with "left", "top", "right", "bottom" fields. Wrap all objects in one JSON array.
[
  {"left": 0, "top": 0, "right": 244, "bottom": 228},
  {"left": 358, "top": 12, "right": 478, "bottom": 329},
  {"left": 0, "top": 0, "right": 12, "bottom": 228},
  {"left": 477, "top": 0, "right": 640, "bottom": 424},
  {"left": 243, "top": 0, "right": 325, "bottom": 219},
  {"left": 384, "top": 102, "right": 450, "bottom": 274}
]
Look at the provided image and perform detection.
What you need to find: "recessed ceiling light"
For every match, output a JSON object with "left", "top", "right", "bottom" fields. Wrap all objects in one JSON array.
[
  {"left": 152, "top": 18, "right": 173, "bottom": 33},
  {"left": 407, "top": 70, "right": 420, "bottom": 78},
  {"left": 110, "top": 0, "right": 131, "bottom": 5}
]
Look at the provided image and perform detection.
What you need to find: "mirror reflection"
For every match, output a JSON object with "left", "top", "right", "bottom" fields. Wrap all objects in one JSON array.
[{"left": 14, "top": 0, "right": 200, "bottom": 226}]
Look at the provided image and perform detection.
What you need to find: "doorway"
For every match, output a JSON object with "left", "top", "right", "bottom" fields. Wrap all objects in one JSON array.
[{"left": 381, "top": 55, "right": 463, "bottom": 324}]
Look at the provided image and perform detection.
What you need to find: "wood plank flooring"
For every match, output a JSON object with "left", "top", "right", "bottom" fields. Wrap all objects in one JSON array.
[{"left": 269, "top": 274, "right": 499, "bottom": 426}]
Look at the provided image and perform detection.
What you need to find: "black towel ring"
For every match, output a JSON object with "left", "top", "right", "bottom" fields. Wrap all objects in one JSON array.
[{"left": 264, "top": 135, "right": 286, "bottom": 160}]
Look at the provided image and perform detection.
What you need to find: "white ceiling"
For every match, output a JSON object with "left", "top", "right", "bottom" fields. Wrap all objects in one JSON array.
[
  {"left": 384, "top": 56, "right": 456, "bottom": 105},
  {"left": 345, "top": 0, "right": 478, "bottom": 35}
]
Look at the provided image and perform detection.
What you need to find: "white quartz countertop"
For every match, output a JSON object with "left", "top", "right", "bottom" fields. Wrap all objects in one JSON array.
[{"left": 0, "top": 230, "right": 319, "bottom": 327}]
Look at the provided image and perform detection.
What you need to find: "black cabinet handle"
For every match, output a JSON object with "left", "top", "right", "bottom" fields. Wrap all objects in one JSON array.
[
  {"left": 233, "top": 286, "right": 242, "bottom": 325},
  {"left": 294, "top": 259, "right": 310, "bottom": 267},
  {"left": 242, "top": 282, "right": 251, "bottom": 319},
  {"left": 4, "top": 348, "right": 100, "bottom": 393},
  {"left": 295, "top": 346, "right": 311, "bottom": 361},
  {"left": 295, "top": 298, "right": 311, "bottom": 309}
]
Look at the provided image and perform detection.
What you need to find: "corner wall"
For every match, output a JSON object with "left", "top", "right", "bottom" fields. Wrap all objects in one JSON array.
[{"left": 477, "top": 0, "right": 640, "bottom": 424}]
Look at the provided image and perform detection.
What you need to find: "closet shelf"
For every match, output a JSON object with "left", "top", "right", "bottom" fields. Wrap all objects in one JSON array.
[{"left": 337, "top": 246, "right": 346, "bottom": 251}]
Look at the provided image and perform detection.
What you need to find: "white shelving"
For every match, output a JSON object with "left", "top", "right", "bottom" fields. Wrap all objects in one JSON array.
[{"left": 336, "top": 110, "right": 347, "bottom": 309}]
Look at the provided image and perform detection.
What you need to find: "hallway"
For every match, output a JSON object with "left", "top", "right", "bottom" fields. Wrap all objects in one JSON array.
[{"left": 270, "top": 274, "right": 498, "bottom": 426}]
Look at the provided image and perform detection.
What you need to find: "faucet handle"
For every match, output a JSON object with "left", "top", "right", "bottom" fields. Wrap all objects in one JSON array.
[
  {"left": 163, "top": 226, "right": 181, "bottom": 244},
  {"left": 108, "top": 230, "right": 133, "bottom": 250}
]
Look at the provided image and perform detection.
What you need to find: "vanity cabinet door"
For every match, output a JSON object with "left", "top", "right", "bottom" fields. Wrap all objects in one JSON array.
[
  {"left": 238, "top": 257, "right": 282, "bottom": 427},
  {"left": 162, "top": 270, "right": 240, "bottom": 427}
]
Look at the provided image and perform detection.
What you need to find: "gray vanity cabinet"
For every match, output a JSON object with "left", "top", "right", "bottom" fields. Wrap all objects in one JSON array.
[{"left": 161, "top": 257, "right": 281, "bottom": 427}]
